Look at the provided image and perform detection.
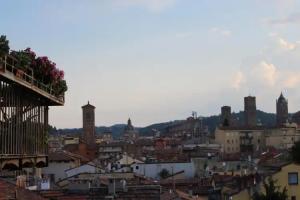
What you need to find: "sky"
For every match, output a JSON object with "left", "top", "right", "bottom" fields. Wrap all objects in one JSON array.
[{"left": 1, "top": 0, "right": 300, "bottom": 128}]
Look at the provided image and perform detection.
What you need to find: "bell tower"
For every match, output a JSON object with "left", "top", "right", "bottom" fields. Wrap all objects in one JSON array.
[
  {"left": 82, "top": 101, "right": 96, "bottom": 145},
  {"left": 276, "top": 93, "right": 288, "bottom": 126}
]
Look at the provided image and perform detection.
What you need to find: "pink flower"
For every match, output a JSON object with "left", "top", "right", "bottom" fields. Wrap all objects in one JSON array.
[{"left": 59, "top": 70, "right": 64, "bottom": 79}]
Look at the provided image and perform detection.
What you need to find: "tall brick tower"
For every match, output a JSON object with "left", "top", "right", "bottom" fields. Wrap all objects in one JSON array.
[
  {"left": 82, "top": 101, "right": 96, "bottom": 146},
  {"left": 244, "top": 96, "right": 257, "bottom": 127},
  {"left": 276, "top": 93, "right": 288, "bottom": 126},
  {"left": 221, "top": 106, "right": 231, "bottom": 127}
]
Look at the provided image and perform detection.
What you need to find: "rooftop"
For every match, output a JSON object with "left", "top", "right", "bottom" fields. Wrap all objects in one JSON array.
[
  {"left": 0, "top": 178, "right": 45, "bottom": 200},
  {"left": 48, "top": 151, "right": 78, "bottom": 162}
]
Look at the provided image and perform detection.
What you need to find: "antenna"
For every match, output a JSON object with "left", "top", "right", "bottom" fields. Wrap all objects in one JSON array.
[{"left": 192, "top": 111, "right": 197, "bottom": 119}]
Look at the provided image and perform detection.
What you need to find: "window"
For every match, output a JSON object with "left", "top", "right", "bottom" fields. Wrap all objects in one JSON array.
[
  {"left": 291, "top": 196, "right": 296, "bottom": 200},
  {"left": 49, "top": 174, "right": 55, "bottom": 183},
  {"left": 288, "top": 172, "right": 298, "bottom": 185},
  {"left": 135, "top": 166, "right": 139, "bottom": 170}
]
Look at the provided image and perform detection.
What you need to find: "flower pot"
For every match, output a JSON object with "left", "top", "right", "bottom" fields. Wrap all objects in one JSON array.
[{"left": 16, "top": 69, "right": 24, "bottom": 79}]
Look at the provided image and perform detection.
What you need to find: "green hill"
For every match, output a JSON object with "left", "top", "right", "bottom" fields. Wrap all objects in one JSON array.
[{"left": 52, "top": 110, "right": 279, "bottom": 138}]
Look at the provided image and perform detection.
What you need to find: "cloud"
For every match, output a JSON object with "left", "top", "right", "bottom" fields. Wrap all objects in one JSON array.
[
  {"left": 283, "top": 73, "right": 300, "bottom": 88},
  {"left": 277, "top": 37, "right": 297, "bottom": 50},
  {"left": 232, "top": 71, "right": 246, "bottom": 90},
  {"left": 267, "top": 12, "right": 300, "bottom": 25},
  {"left": 256, "top": 61, "right": 278, "bottom": 86},
  {"left": 112, "top": 0, "right": 177, "bottom": 12},
  {"left": 210, "top": 27, "right": 232, "bottom": 37},
  {"left": 232, "top": 61, "right": 300, "bottom": 91},
  {"left": 269, "top": 34, "right": 298, "bottom": 51}
]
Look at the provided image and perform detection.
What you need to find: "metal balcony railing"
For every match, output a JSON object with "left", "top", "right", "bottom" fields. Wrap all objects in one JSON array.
[{"left": 0, "top": 55, "right": 64, "bottom": 104}]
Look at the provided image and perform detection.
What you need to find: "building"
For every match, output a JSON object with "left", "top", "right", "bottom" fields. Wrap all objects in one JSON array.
[
  {"left": 99, "top": 129, "right": 113, "bottom": 143},
  {"left": 62, "top": 102, "right": 98, "bottom": 161},
  {"left": 42, "top": 151, "right": 81, "bottom": 183},
  {"left": 244, "top": 96, "right": 257, "bottom": 127},
  {"left": 53, "top": 172, "right": 161, "bottom": 199},
  {"left": 123, "top": 118, "right": 139, "bottom": 141},
  {"left": 165, "top": 115, "right": 208, "bottom": 141},
  {"left": 98, "top": 142, "right": 123, "bottom": 160},
  {"left": 265, "top": 163, "right": 300, "bottom": 200},
  {"left": 221, "top": 106, "right": 232, "bottom": 127},
  {"left": 0, "top": 178, "right": 46, "bottom": 200},
  {"left": 228, "top": 163, "right": 300, "bottom": 200},
  {"left": 265, "top": 124, "right": 300, "bottom": 149},
  {"left": 0, "top": 56, "right": 65, "bottom": 170},
  {"left": 48, "top": 136, "right": 63, "bottom": 153},
  {"left": 215, "top": 128, "right": 241, "bottom": 155},
  {"left": 65, "top": 163, "right": 104, "bottom": 178},
  {"left": 132, "top": 161, "right": 196, "bottom": 180},
  {"left": 63, "top": 136, "right": 79, "bottom": 146},
  {"left": 276, "top": 93, "right": 289, "bottom": 126},
  {"left": 82, "top": 101, "right": 96, "bottom": 146},
  {"left": 292, "top": 111, "right": 300, "bottom": 126},
  {"left": 215, "top": 127, "right": 265, "bottom": 156}
]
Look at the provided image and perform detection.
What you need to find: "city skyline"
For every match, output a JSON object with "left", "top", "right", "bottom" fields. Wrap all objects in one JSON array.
[{"left": 1, "top": 0, "right": 300, "bottom": 128}]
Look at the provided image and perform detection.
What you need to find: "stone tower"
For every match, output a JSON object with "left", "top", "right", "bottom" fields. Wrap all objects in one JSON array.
[
  {"left": 244, "top": 96, "right": 257, "bottom": 127},
  {"left": 82, "top": 101, "right": 96, "bottom": 146},
  {"left": 276, "top": 93, "right": 288, "bottom": 126},
  {"left": 221, "top": 106, "right": 231, "bottom": 127}
]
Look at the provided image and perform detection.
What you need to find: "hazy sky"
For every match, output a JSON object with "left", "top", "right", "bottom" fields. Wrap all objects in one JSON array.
[{"left": 1, "top": 0, "right": 300, "bottom": 128}]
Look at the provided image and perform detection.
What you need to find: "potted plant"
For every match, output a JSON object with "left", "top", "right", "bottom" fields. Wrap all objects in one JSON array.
[
  {"left": 52, "top": 79, "right": 67, "bottom": 97},
  {"left": 0, "top": 35, "right": 9, "bottom": 71},
  {"left": 2, "top": 36, "right": 68, "bottom": 97},
  {"left": 10, "top": 50, "right": 32, "bottom": 78}
]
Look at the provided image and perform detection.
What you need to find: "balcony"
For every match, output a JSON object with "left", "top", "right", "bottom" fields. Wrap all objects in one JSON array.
[{"left": 0, "top": 56, "right": 64, "bottom": 106}]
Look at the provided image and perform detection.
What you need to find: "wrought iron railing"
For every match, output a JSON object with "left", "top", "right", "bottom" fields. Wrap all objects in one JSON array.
[{"left": 0, "top": 55, "right": 64, "bottom": 104}]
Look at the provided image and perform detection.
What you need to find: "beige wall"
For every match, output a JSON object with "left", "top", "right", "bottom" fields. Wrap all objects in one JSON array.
[
  {"left": 271, "top": 163, "right": 300, "bottom": 199},
  {"left": 215, "top": 128, "right": 265, "bottom": 154},
  {"left": 215, "top": 129, "right": 240, "bottom": 154},
  {"left": 265, "top": 127, "right": 300, "bottom": 149},
  {"left": 223, "top": 163, "right": 300, "bottom": 200},
  {"left": 63, "top": 137, "right": 79, "bottom": 145}
]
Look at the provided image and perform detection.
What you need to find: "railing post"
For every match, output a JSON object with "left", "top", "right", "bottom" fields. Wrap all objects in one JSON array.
[
  {"left": 31, "top": 70, "right": 34, "bottom": 85},
  {"left": 4, "top": 56, "right": 6, "bottom": 72}
]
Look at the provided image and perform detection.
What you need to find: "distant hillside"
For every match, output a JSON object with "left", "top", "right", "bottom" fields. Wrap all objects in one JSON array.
[
  {"left": 51, "top": 124, "right": 127, "bottom": 138},
  {"left": 138, "top": 110, "right": 277, "bottom": 135},
  {"left": 51, "top": 110, "right": 279, "bottom": 138}
]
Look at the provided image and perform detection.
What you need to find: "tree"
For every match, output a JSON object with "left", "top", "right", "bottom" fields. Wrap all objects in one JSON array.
[
  {"left": 252, "top": 177, "right": 288, "bottom": 200},
  {"left": 159, "top": 169, "right": 170, "bottom": 179},
  {"left": 291, "top": 140, "right": 300, "bottom": 163}
]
